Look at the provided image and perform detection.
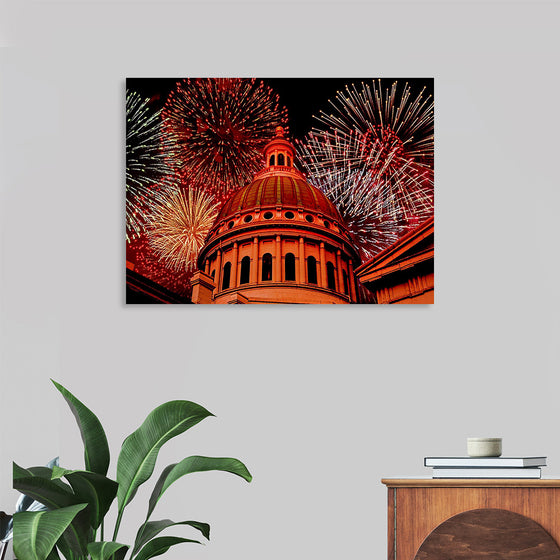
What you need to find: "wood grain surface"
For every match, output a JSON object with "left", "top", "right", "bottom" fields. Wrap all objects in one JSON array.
[
  {"left": 383, "top": 483, "right": 560, "bottom": 560},
  {"left": 414, "top": 508, "right": 560, "bottom": 560}
]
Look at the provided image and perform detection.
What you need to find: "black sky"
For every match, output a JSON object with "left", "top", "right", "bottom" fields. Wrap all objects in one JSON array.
[{"left": 127, "top": 77, "right": 434, "bottom": 142}]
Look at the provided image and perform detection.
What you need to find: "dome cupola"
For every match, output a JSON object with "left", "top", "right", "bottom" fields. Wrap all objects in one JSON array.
[{"left": 263, "top": 126, "right": 295, "bottom": 169}]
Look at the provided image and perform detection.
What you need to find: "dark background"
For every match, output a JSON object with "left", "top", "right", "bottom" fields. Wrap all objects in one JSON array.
[{"left": 127, "top": 77, "right": 434, "bottom": 141}]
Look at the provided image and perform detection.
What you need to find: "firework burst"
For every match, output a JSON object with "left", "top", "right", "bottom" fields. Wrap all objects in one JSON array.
[
  {"left": 162, "top": 78, "right": 288, "bottom": 195},
  {"left": 317, "top": 79, "right": 433, "bottom": 165},
  {"left": 298, "top": 79, "right": 433, "bottom": 258},
  {"left": 298, "top": 131, "right": 406, "bottom": 259},
  {"left": 126, "top": 89, "right": 175, "bottom": 242},
  {"left": 148, "top": 186, "right": 220, "bottom": 273}
]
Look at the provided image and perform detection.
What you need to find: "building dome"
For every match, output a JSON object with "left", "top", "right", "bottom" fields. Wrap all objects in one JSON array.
[
  {"left": 191, "top": 126, "right": 361, "bottom": 304},
  {"left": 216, "top": 126, "right": 342, "bottom": 222},
  {"left": 217, "top": 172, "right": 342, "bottom": 223},
  {"left": 212, "top": 174, "right": 345, "bottom": 237}
]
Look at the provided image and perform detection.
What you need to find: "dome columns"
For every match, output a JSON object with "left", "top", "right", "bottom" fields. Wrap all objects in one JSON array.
[
  {"left": 214, "top": 250, "right": 222, "bottom": 296},
  {"left": 299, "top": 237, "right": 305, "bottom": 283},
  {"left": 251, "top": 237, "right": 259, "bottom": 284},
  {"left": 196, "top": 233, "right": 356, "bottom": 303},
  {"left": 319, "top": 242, "right": 327, "bottom": 289},
  {"left": 336, "top": 250, "right": 344, "bottom": 294},
  {"left": 231, "top": 243, "right": 239, "bottom": 289},
  {"left": 275, "top": 236, "right": 282, "bottom": 281}
]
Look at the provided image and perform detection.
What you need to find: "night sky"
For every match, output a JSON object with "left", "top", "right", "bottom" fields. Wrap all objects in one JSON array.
[{"left": 127, "top": 77, "right": 434, "bottom": 142}]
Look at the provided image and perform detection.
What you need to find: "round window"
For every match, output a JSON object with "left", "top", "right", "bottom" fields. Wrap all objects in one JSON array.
[
  {"left": 285, "top": 211, "right": 295, "bottom": 219},
  {"left": 244, "top": 214, "right": 253, "bottom": 223},
  {"left": 263, "top": 211, "right": 274, "bottom": 220},
  {"left": 228, "top": 221, "right": 235, "bottom": 229},
  {"left": 305, "top": 215, "right": 314, "bottom": 223},
  {"left": 323, "top": 220, "right": 330, "bottom": 228}
]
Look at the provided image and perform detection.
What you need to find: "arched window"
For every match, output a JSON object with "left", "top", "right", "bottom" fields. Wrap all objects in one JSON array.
[
  {"left": 240, "top": 256, "right": 251, "bottom": 285},
  {"left": 327, "top": 262, "right": 336, "bottom": 290},
  {"left": 211, "top": 269, "right": 215, "bottom": 280},
  {"left": 269, "top": 154, "right": 275, "bottom": 166},
  {"left": 307, "top": 256, "right": 317, "bottom": 284},
  {"left": 262, "top": 253, "right": 273, "bottom": 281},
  {"left": 285, "top": 253, "right": 295, "bottom": 281},
  {"left": 342, "top": 270, "right": 349, "bottom": 295},
  {"left": 287, "top": 156, "right": 291, "bottom": 166},
  {"left": 222, "top": 262, "right": 231, "bottom": 290},
  {"left": 277, "top": 153, "right": 285, "bottom": 166}
]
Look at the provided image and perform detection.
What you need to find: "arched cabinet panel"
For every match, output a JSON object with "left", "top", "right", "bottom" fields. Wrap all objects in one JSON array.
[{"left": 414, "top": 508, "right": 560, "bottom": 560}]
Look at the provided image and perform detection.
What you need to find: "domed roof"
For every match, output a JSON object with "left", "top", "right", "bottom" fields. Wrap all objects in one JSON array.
[
  {"left": 216, "top": 126, "right": 342, "bottom": 222},
  {"left": 216, "top": 174, "right": 342, "bottom": 222}
]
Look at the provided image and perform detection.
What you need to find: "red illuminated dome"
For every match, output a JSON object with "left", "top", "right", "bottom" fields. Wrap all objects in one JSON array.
[
  {"left": 217, "top": 176, "right": 342, "bottom": 222},
  {"left": 191, "top": 126, "right": 361, "bottom": 304},
  {"left": 217, "top": 126, "right": 341, "bottom": 222}
]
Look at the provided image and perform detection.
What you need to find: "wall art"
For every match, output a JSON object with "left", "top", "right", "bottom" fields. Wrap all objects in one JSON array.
[{"left": 126, "top": 78, "right": 434, "bottom": 304}]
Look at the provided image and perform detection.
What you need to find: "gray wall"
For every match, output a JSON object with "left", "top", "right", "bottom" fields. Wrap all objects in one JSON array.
[{"left": 1, "top": 2, "right": 559, "bottom": 559}]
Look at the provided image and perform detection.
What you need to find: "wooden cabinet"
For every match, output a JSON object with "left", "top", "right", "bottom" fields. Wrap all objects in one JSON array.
[{"left": 382, "top": 479, "right": 560, "bottom": 559}]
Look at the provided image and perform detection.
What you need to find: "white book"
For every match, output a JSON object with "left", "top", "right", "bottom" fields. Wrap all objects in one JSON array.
[
  {"left": 432, "top": 467, "right": 542, "bottom": 479},
  {"left": 424, "top": 456, "right": 546, "bottom": 468}
]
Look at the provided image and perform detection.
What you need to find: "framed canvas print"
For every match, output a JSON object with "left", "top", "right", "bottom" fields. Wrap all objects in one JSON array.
[{"left": 125, "top": 78, "right": 434, "bottom": 304}]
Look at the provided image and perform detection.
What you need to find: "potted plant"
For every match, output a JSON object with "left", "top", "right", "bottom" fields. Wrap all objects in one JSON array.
[{"left": 13, "top": 380, "right": 252, "bottom": 560}]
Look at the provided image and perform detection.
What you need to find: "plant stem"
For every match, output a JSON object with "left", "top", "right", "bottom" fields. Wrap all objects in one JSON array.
[{"left": 112, "top": 510, "right": 124, "bottom": 541}]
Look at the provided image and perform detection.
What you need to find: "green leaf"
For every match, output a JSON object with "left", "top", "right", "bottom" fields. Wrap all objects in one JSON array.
[
  {"left": 52, "top": 379, "right": 110, "bottom": 476},
  {"left": 14, "top": 464, "right": 77, "bottom": 510},
  {"left": 13, "top": 464, "right": 91, "bottom": 556},
  {"left": 13, "top": 503, "right": 87, "bottom": 560},
  {"left": 15, "top": 458, "right": 61, "bottom": 515},
  {"left": 26, "top": 466, "right": 73, "bottom": 493},
  {"left": 132, "top": 519, "right": 210, "bottom": 556},
  {"left": 134, "top": 536, "right": 201, "bottom": 560},
  {"left": 87, "top": 541, "right": 129, "bottom": 560},
  {"left": 1, "top": 511, "right": 12, "bottom": 540},
  {"left": 53, "top": 533, "right": 80, "bottom": 560},
  {"left": 51, "top": 467, "right": 118, "bottom": 530},
  {"left": 13, "top": 462, "right": 29, "bottom": 478},
  {"left": 116, "top": 401, "right": 213, "bottom": 515},
  {"left": 147, "top": 456, "right": 252, "bottom": 520}
]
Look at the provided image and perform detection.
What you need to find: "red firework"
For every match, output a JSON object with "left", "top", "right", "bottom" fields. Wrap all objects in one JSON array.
[
  {"left": 161, "top": 78, "right": 288, "bottom": 195},
  {"left": 127, "top": 235, "right": 192, "bottom": 297}
]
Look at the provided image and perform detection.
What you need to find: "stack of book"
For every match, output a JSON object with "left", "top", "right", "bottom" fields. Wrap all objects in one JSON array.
[{"left": 424, "top": 456, "right": 547, "bottom": 478}]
